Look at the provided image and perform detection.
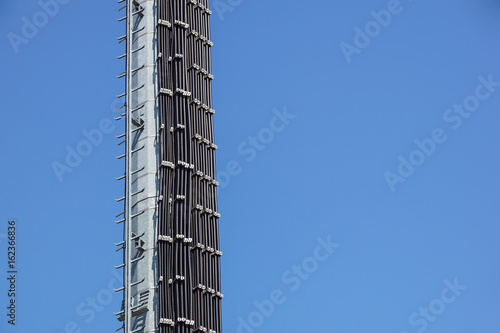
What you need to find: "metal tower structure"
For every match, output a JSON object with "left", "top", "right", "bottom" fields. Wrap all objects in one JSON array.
[{"left": 114, "top": 1, "right": 222, "bottom": 332}]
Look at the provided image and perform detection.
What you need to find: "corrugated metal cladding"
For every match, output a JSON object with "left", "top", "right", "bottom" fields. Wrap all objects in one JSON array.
[{"left": 115, "top": 1, "right": 222, "bottom": 332}]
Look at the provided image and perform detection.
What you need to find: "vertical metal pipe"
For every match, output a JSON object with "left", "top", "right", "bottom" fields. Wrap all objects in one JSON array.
[{"left": 125, "top": 1, "right": 133, "bottom": 332}]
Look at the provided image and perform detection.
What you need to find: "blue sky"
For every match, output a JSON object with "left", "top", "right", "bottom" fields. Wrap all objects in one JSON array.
[{"left": 1, "top": 0, "right": 500, "bottom": 332}]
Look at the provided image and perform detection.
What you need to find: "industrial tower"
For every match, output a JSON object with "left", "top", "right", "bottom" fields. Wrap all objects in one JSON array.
[{"left": 114, "top": 1, "right": 222, "bottom": 332}]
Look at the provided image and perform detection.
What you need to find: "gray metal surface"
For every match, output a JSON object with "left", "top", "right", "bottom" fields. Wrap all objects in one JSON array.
[{"left": 115, "top": 1, "right": 222, "bottom": 332}]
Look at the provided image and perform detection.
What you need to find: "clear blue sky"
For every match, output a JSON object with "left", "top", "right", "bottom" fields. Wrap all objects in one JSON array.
[{"left": 1, "top": 0, "right": 500, "bottom": 332}]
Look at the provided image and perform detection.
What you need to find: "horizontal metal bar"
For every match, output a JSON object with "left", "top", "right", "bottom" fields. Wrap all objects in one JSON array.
[
  {"left": 131, "top": 326, "right": 145, "bottom": 333},
  {"left": 132, "top": 45, "right": 144, "bottom": 53},
  {"left": 130, "top": 104, "right": 145, "bottom": 113},
  {"left": 131, "top": 84, "right": 144, "bottom": 92},
  {"left": 130, "top": 210, "right": 145, "bottom": 219},
  {"left": 131, "top": 167, "right": 145, "bottom": 175},
  {"left": 132, "top": 26, "right": 145, "bottom": 34},
  {"left": 114, "top": 287, "right": 125, "bottom": 292},
  {"left": 132, "top": 8, "right": 144, "bottom": 16},
  {"left": 131, "top": 64, "right": 145, "bottom": 73},
  {"left": 114, "top": 263, "right": 125, "bottom": 269},
  {"left": 131, "top": 255, "right": 144, "bottom": 263},
  {"left": 131, "top": 125, "right": 144, "bottom": 133},
  {"left": 131, "top": 232, "right": 144, "bottom": 241},
  {"left": 131, "top": 188, "right": 144, "bottom": 196},
  {"left": 131, "top": 301, "right": 147, "bottom": 311},
  {"left": 131, "top": 278, "right": 145, "bottom": 287},
  {"left": 131, "top": 145, "right": 145, "bottom": 154},
  {"left": 131, "top": 195, "right": 157, "bottom": 209}
]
